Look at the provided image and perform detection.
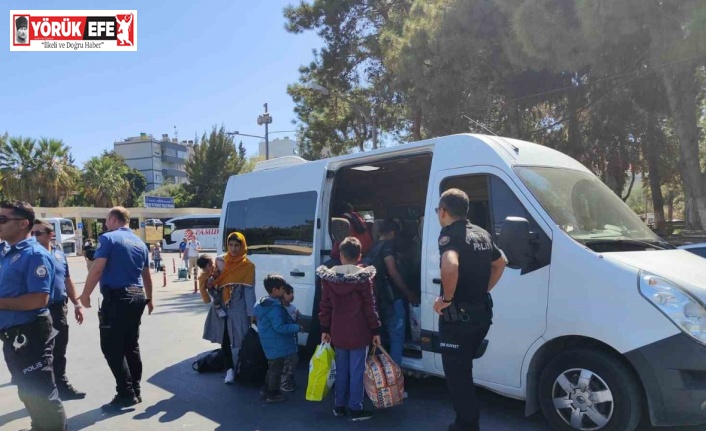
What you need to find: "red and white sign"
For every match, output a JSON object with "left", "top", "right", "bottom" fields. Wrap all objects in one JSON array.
[{"left": 10, "top": 10, "right": 137, "bottom": 51}]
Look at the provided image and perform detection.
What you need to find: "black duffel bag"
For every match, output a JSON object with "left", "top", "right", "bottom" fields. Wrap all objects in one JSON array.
[{"left": 192, "top": 349, "right": 226, "bottom": 373}]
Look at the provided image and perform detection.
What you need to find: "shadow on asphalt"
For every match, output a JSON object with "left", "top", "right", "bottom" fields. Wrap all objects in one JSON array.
[
  {"left": 66, "top": 407, "right": 136, "bottom": 431},
  {"left": 135, "top": 352, "right": 550, "bottom": 431},
  {"left": 0, "top": 407, "right": 27, "bottom": 425}
]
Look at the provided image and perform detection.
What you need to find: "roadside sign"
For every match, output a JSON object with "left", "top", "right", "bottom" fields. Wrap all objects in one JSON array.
[
  {"left": 77, "top": 222, "right": 83, "bottom": 229},
  {"left": 140, "top": 222, "right": 145, "bottom": 228},
  {"left": 144, "top": 196, "right": 175, "bottom": 208}
]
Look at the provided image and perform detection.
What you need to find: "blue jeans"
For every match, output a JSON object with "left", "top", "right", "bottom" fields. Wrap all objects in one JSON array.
[
  {"left": 382, "top": 299, "right": 406, "bottom": 366},
  {"left": 334, "top": 346, "right": 367, "bottom": 411}
]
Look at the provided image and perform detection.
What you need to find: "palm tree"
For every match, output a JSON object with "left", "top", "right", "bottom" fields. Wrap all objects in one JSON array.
[
  {"left": 36, "top": 138, "right": 78, "bottom": 207},
  {"left": 0, "top": 136, "right": 39, "bottom": 204},
  {"left": 82, "top": 155, "right": 130, "bottom": 207}
]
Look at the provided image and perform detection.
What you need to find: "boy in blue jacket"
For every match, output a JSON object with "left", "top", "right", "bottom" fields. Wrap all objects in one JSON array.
[{"left": 254, "top": 274, "right": 301, "bottom": 403}]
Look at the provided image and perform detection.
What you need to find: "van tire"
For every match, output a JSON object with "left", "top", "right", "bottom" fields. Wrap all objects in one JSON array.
[{"left": 538, "top": 348, "right": 642, "bottom": 431}]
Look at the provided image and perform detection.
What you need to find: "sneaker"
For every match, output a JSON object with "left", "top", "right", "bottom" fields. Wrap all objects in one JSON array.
[
  {"left": 58, "top": 384, "right": 86, "bottom": 400},
  {"left": 350, "top": 409, "right": 373, "bottom": 422},
  {"left": 333, "top": 406, "right": 346, "bottom": 418},
  {"left": 101, "top": 394, "right": 139, "bottom": 411},
  {"left": 280, "top": 380, "right": 295, "bottom": 392},
  {"left": 224, "top": 368, "right": 235, "bottom": 384},
  {"left": 265, "top": 392, "right": 287, "bottom": 403}
]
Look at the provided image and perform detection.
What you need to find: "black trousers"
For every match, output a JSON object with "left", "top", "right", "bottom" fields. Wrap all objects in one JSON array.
[
  {"left": 265, "top": 357, "right": 286, "bottom": 394},
  {"left": 99, "top": 289, "right": 147, "bottom": 398},
  {"left": 2, "top": 314, "right": 67, "bottom": 431},
  {"left": 439, "top": 318, "right": 491, "bottom": 431},
  {"left": 49, "top": 301, "right": 70, "bottom": 390},
  {"left": 222, "top": 325, "right": 234, "bottom": 370}
]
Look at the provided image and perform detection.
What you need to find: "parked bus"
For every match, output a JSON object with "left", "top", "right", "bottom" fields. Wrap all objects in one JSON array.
[
  {"left": 44, "top": 217, "right": 77, "bottom": 256},
  {"left": 162, "top": 214, "right": 220, "bottom": 251}
]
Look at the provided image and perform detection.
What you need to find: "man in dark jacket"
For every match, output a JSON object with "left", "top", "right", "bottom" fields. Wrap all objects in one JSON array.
[{"left": 317, "top": 237, "right": 381, "bottom": 422}]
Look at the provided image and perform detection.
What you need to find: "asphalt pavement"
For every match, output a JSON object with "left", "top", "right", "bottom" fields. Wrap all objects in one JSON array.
[{"left": 1, "top": 253, "right": 704, "bottom": 431}]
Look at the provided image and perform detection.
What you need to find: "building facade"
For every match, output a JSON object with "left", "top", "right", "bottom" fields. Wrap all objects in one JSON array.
[
  {"left": 114, "top": 133, "right": 192, "bottom": 191},
  {"left": 258, "top": 137, "right": 298, "bottom": 159}
]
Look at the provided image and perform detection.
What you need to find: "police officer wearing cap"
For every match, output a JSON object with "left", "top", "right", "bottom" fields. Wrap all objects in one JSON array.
[
  {"left": 0, "top": 201, "right": 67, "bottom": 431},
  {"left": 433, "top": 188, "right": 506, "bottom": 431},
  {"left": 33, "top": 219, "right": 86, "bottom": 400},
  {"left": 79, "top": 206, "right": 154, "bottom": 411}
]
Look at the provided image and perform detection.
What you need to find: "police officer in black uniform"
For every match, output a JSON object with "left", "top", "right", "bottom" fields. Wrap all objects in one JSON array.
[
  {"left": 79, "top": 206, "right": 154, "bottom": 411},
  {"left": 433, "top": 188, "right": 506, "bottom": 431},
  {"left": 0, "top": 201, "right": 67, "bottom": 431}
]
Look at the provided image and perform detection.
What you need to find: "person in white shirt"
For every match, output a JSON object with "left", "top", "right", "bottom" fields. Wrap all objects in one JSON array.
[{"left": 186, "top": 238, "right": 202, "bottom": 279}]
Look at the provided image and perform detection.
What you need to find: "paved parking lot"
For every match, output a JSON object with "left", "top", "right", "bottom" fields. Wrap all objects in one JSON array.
[{"left": 1, "top": 254, "right": 703, "bottom": 431}]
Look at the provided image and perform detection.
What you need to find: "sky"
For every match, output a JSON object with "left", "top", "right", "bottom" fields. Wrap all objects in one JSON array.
[{"left": 0, "top": 0, "right": 322, "bottom": 167}]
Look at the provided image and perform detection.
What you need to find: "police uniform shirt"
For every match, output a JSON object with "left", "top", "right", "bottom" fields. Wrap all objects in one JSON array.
[
  {"left": 94, "top": 227, "right": 149, "bottom": 289},
  {"left": 438, "top": 220, "right": 501, "bottom": 305},
  {"left": 0, "top": 237, "right": 55, "bottom": 331},
  {"left": 50, "top": 247, "right": 70, "bottom": 304}
]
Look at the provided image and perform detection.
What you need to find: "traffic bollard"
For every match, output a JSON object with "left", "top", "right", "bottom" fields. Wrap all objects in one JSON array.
[
  {"left": 193, "top": 267, "right": 198, "bottom": 292},
  {"left": 163, "top": 268, "right": 167, "bottom": 287},
  {"left": 172, "top": 258, "right": 176, "bottom": 274}
]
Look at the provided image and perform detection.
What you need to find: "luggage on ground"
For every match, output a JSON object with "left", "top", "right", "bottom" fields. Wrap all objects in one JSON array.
[
  {"left": 364, "top": 345, "right": 405, "bottom": 409},
  {"left": 235, "top": 325, "right": 269, "bottom": 385},
  {"left": 192, "top": 349, "right": 226, "bottom": 373}
]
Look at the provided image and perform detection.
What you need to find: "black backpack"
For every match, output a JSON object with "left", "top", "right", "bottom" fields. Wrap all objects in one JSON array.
[
  {"left": 361, "top": 241, "right": 395, "bottom": 310},
  {"left": 192, "top": 349, "right": 226, "bottom": 373},
  {"left": 235, "top": 326, "right": 269, "bottom": 385}
]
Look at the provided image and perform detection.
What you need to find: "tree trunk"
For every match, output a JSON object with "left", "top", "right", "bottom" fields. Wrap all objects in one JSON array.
[
  {"left": 644, "top": 114, "right": 666, "bottom": 227},
  {"left": 506, "top": 97, "right": 522, "bottom": 139},
  {"left": 566, "top": 86, "right": 582, "bottom": 160},
  {"left": 660, "top": 65, "right": 706, "bottom": 230},
  {"left": 412, "top": 108, "right": 422, "bottom": 141}
]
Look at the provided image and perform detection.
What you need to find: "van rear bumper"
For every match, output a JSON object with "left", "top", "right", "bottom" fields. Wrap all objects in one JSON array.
[{"left": 625, "top": 333, "right": 706, "bottom": 427}]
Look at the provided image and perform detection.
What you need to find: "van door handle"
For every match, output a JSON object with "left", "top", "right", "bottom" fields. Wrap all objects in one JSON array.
[
  {"left": 290, "top": 271, "right": 305, "bottom": 277},
  {"left": 432, "top": 278, "right": 441, "bottom": 284}
]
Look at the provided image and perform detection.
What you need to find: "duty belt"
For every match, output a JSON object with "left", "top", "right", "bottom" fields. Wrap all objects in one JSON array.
[
  {"left": 101, "top": 286, "right": 144, "bottom": 297},
  {"left": 0, "top": 315, "right": 49, "bottom": 342}
]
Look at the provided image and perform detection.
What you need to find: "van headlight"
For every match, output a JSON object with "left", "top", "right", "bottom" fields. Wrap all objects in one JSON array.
[{"left": 639, "top": 271, "right": 706, "bottom": 344}]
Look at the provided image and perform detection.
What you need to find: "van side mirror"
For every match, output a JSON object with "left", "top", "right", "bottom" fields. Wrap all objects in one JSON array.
[{"left": 498, "top": 217, "right": 531, "bottom": 270}]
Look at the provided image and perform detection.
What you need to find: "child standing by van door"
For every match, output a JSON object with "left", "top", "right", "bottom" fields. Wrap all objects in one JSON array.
[
  {"left": 317, "top": 237, "right": 381, "bottom": 421},
  {"left": 254, "top": 275, "right": 301, "bottom": 403},
  {"left": 280, "top": 283, "right": 300, "bottom": 392}
]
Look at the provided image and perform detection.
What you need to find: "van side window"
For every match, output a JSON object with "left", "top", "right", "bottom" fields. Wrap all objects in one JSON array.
[
  {"left": 223, "top": 191, "right": 317, "bottom": 255},
  {"left": 441, "top": 174, "right": 551, "bottom": 273}
]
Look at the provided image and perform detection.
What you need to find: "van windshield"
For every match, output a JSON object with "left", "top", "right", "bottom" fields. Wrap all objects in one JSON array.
[{"left": 515, "top": 167, "right": 670, "bottom": 251}]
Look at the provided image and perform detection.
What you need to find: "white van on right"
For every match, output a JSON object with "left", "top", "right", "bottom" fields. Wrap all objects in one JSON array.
[
  {"left": 219, "top": 134, "right": 706, "bottom": 431},
  {"left": 491, "top": 137, "right": 706, "bottom": 431}
]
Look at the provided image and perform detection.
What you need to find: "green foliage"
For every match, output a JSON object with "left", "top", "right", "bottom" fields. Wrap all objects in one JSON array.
[
  {"left": 0, "top": 136, "right": 77, "bottom": 206},
  {"left": 182, "top": 125, "right": 248, "bottom": 208}
]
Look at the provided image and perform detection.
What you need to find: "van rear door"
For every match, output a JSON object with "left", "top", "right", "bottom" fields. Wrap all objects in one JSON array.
[{"left": 220, "top": 163, "right": 326, "bottom": 339}]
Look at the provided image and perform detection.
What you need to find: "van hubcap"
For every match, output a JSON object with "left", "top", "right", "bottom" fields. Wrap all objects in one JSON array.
[{"left": 552, "top": 368, "right": 614, "bottom": 430}]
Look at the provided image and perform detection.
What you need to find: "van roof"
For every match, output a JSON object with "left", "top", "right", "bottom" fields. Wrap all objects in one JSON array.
[{"left": 251, "top": 134, "right": 589, "bottom": 174}]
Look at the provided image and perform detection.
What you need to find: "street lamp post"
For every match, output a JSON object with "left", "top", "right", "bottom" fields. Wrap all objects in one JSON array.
[
  {"left": 307, "top": 83, "right": 378, "bottom": 149},
  {"left": 257, "top": 103, "right": 273, "bottom": 160}
]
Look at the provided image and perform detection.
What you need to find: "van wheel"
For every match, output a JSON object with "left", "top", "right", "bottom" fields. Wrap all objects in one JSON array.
[{"left": 538, "top": 348, "right": 642, "bottom": 431}]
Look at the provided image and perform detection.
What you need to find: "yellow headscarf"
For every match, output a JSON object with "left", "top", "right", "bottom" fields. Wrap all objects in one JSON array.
[{"left": 215, "top": 232, "right": 255, "bottom": 304}]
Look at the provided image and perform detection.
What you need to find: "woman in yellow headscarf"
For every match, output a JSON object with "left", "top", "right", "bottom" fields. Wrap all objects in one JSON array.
[{"left": 202, "top": 232, "right": 256, "bottom": 384}]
